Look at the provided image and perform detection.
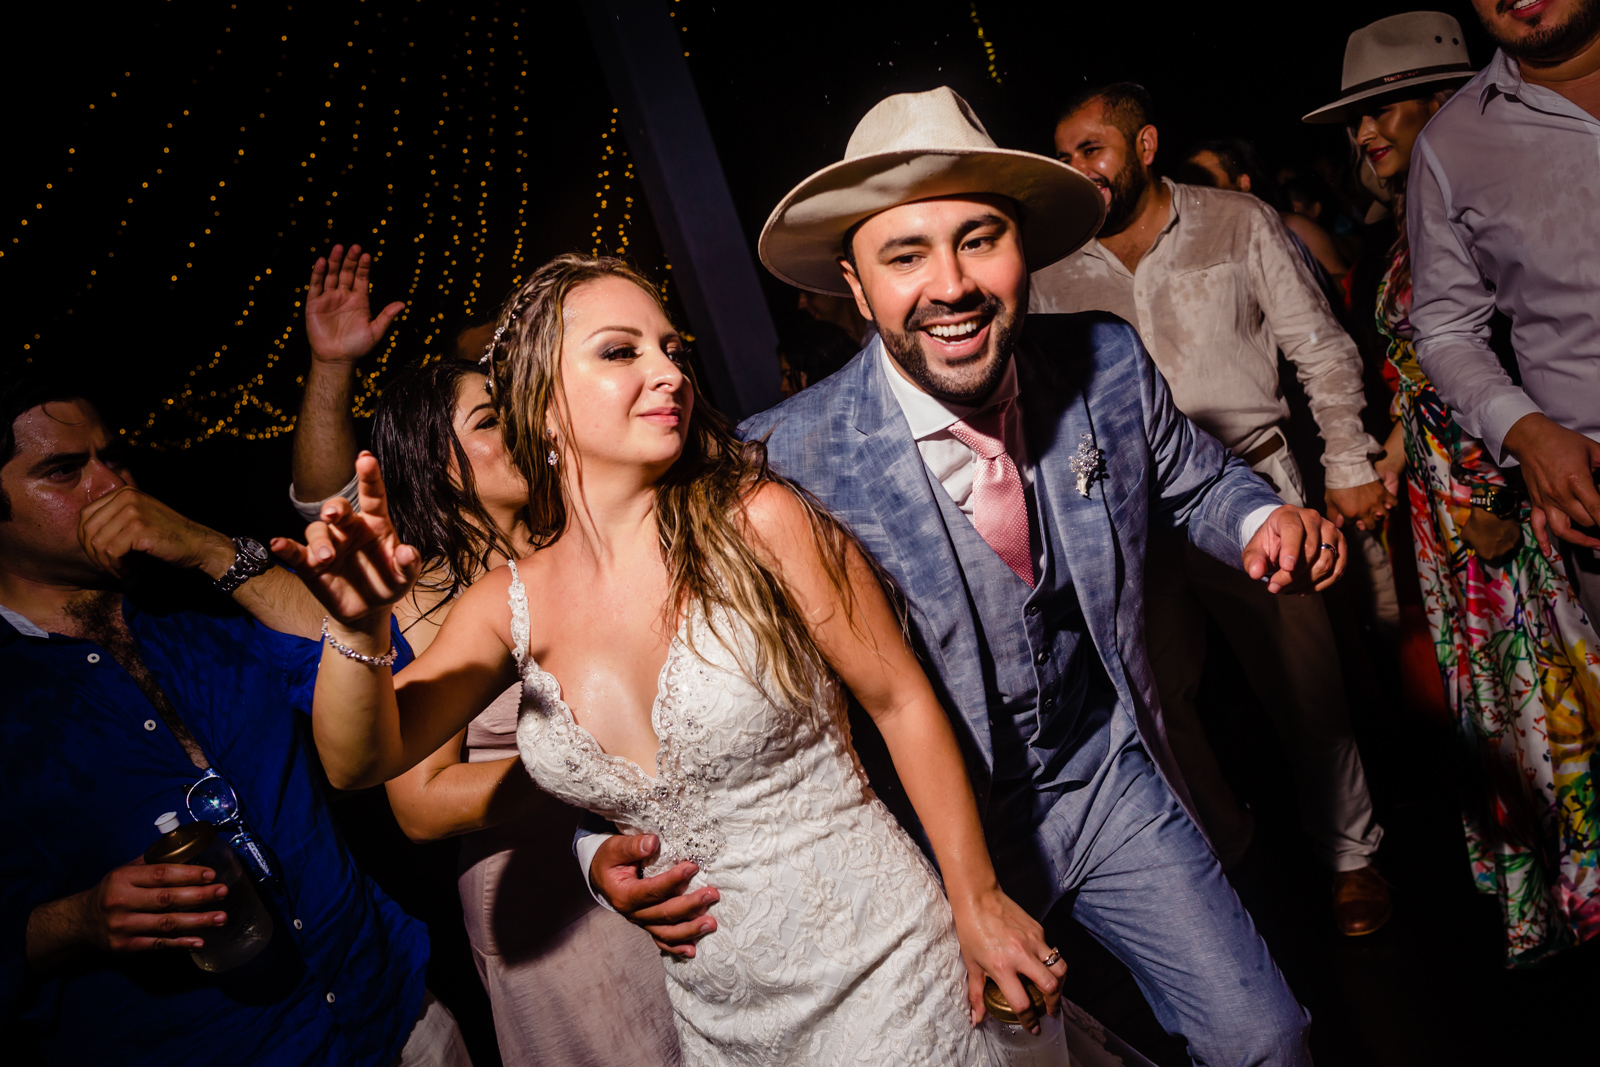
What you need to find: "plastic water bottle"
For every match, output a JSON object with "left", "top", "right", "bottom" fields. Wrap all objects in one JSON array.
[
  {"left": 145, "top": 812, "right": 274, "bottom": 972},
  {"left": 983, "top": 976, "right": 1074, "bottom": 1066}
]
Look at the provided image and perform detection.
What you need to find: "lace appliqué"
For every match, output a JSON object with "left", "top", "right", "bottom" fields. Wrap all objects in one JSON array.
[{"left": 507, "top": 562, "right": 724, "bottom": 870}]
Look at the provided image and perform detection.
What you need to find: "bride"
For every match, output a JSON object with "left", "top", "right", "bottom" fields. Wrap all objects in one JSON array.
[{"left": 276, "top": 254, "right": 1068, "bottom": 1064}]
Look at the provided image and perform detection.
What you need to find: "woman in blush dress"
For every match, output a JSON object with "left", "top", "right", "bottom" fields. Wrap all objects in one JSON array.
[
  {"left": 274, "top": 254, "right": 1112, "bottom": 1066},
  {"left": 363, "top": 360, "right": 679, "bottom": 1063}
]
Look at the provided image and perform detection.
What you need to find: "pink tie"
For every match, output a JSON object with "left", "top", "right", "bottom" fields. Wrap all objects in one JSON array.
[{"left": 947, "top": 400, "right": 1034, "bottom": 587}]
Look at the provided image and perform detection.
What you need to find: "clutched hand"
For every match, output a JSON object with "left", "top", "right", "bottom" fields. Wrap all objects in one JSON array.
[
  {"left": 83, "top": 856, "right": 227, "bottom": 953},
  {"left": 953, "top": 887, "right": 1066, "bottom": 1034},
  {"left": 1454, "top": 505, "right": 1521, "bottom": 565},
  {"left": 1242, "top": 504, "right": 1347, "bottom": 594},
  {"left": 1502, "top": 412, "right": 1600, "bottom": 557},
  {"left": 78, "top": 486, "right": 231, "bottom": 579},
  {"left": 1325, "top": 479, "right": 1397, "bottom": 533},
  {"left": 271, "top": 451, "right": 421, "bottom": 629},
  {"left": 590, "top": 833, "right": 719, "bottom": 958}
]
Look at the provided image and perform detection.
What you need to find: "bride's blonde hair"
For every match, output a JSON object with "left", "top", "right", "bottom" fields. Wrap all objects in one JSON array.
[{"left": 484, "top": 254, "right": 871, "bottom": 711}]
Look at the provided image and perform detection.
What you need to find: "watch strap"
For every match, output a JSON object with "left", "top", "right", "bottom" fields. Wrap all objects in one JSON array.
[{"left": 213, "top": 537, "right": 270, "bottom": 594}]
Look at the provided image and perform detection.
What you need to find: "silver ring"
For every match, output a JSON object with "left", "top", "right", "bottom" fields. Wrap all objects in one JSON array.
[
  {"left": 1318, "top": 542, "right": 1336, "bottom": 554},
  {"left": 1041, "top": 949, "right": 1062, "bottom": 968}
]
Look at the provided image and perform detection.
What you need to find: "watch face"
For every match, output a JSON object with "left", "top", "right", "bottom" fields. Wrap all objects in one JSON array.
[{"left": 238, "top": 538, "right": 271, "bottom": 568}]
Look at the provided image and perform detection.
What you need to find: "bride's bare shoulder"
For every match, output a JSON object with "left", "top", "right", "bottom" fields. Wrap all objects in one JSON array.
[{"left": 738, "top": 480, "right": 813, "bottom": 539}]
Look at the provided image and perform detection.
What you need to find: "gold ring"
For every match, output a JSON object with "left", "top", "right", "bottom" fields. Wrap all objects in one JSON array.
[{"left": 1041, "top": 949, "right": 1062, "bottom": 968}]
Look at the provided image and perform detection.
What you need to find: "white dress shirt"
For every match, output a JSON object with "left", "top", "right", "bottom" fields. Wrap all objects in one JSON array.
[
  {"left": 878, "top": 345, "right": 1033, "bottom": 516},
  {"left": 1031, "top": 179, "right": 1378, "bottom": 490},
  {"left": 1409, "top": 49, "right": 1600, "bottom": 464}
]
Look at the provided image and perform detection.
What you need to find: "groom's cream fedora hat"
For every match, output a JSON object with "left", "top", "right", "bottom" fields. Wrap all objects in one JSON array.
[
  {"left": 1303, "top": 11, "right": 1476, "bottom": 124},
  {"left": 759, "top": 86, "right": 1105, "bottom": 296}
]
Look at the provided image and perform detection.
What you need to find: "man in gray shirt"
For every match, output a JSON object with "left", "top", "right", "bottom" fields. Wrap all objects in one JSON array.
[
  {"left": 1033, "top": 83, "right": 1392, "bottom": 934},
  {"left": 1410, "top": 0, "right": 1600, "bottom": 619}
]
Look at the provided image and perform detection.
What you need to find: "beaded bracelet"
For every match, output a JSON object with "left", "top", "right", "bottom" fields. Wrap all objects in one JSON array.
[{"left": 320, "top": 617, "right": 399, "bottom": 668}]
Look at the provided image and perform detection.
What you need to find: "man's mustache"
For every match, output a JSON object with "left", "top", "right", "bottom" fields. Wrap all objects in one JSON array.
[{"left": 904, "top": 293, "right": 1004, "bottom": 333}]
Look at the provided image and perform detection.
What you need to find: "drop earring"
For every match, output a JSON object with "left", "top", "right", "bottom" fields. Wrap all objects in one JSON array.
[{"left": 546, "top": 449, "right": 558, "bottom": 467}]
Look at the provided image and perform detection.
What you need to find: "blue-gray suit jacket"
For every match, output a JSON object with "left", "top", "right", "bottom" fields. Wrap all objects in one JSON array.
[{"left": 739, "top": 312, "right": 1283, "bottom": 825}]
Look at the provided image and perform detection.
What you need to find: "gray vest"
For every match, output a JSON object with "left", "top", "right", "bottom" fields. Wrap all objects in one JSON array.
[{"left": 928, "top": 467, "right": 1116, "bottom": 816}]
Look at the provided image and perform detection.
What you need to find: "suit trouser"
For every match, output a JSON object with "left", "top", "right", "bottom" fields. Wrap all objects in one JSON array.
[
  {"left": 1144, "top": 524, "right": 1383, "bottom": 871},
  {"left": 996, "top": 744, "right": 1312, "bottom": 1067}
]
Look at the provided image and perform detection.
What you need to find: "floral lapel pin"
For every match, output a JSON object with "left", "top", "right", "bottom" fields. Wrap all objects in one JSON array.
[{"left": 1069, "top": 433, "right": 1106, "bottom": 499}]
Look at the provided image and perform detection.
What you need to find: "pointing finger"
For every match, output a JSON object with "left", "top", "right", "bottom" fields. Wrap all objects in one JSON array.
[{"left": 354, "top": 452, "right": 392, "bottom": 521}]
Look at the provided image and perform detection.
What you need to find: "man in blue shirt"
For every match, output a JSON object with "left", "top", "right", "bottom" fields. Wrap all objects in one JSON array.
[{"left": 0, "top": 376, "right": 461, "bottom": 1065}]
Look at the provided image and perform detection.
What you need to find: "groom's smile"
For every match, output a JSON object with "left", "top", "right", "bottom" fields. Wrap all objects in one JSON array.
[{"left": 839, "top": 194, "right": 1029, "bottom": 407}]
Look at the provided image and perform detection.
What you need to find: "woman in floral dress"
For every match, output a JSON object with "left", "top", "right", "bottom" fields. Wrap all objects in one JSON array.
[{"left": 1319, "top": 17, "right": 1600, "bottom": 964}]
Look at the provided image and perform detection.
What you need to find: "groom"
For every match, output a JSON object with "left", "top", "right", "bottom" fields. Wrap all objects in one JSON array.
[{"left": 591, "top": 88, "right": 1331, "bottom": 1063}]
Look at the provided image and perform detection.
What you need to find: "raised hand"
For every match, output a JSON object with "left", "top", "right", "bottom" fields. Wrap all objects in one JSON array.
[
  {"left": 305, "top": 244, "right": 405, "bottom": 365},
  {"left": 954, "top": 888, "right": 1065, "bottom": 1033},
  {"left": 1243, "top": 505, "right": 1347, "bottom": 594},
  {"left": 272, "top": 451, "right": 421, "bottom": 631}
]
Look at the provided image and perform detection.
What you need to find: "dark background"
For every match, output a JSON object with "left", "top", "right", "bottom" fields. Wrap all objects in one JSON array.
[
  {"left": 6, "top": 0, "right": 1495, "bottom": 543},
  {"left": 19, "top": 5, "right": 1596, "bottom": 1067}
]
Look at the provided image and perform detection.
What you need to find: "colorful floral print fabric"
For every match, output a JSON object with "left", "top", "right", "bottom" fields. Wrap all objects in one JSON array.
[{"left": 1378, "top": 246, "right": 1600, "bottom": 965}]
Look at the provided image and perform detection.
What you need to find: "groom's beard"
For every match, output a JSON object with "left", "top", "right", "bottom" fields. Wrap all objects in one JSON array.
[
  {"left": 874, "top": 291, "right": 1021, "bottom": 407},
  {"left": 1486, "top": 0, "right": 1600, "bottom": 63}
]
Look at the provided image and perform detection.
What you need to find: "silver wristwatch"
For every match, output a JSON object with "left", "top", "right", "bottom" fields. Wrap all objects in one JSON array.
[{"left": 214, "top": 536, "right": 272, "bottom": 594}]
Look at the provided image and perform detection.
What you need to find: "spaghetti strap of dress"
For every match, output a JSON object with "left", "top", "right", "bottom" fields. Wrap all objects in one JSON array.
[{"left": 505, "top": 561, "right": 529, "bottom": 672}]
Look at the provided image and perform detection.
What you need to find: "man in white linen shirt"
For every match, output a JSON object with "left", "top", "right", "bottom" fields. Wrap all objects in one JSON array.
[
  {"left": 1410, "top": 0, "right": 1600, "bottom": 621},
  {"left": 1032, "top": 83, "right": 1393, "bottom": 934}
]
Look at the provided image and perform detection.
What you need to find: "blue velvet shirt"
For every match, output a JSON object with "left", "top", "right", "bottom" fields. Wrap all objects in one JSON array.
[{"left": 0, "top": 597, "right": 426, "bottom": 1066}]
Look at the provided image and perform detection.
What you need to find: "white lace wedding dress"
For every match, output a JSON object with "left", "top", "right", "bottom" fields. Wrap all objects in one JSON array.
[{"left": 507, "top": 561, "right": 1003, "bottom": 1065}]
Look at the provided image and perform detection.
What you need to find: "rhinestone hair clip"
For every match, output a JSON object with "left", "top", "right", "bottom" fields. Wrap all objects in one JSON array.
[{"left": 479, "top": 323, "right": 507, "bottom": 368}]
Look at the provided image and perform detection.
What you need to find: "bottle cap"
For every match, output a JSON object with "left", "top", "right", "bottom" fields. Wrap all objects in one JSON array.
[
  {"left": 982, "top": 976, "right": 1047, "bottom": 1025},
  {"left": 155, "top": 812, "right": 182, "bottom": 835},
  {"left": 145, "top": 820, "right": 217, "bottom": 866}
]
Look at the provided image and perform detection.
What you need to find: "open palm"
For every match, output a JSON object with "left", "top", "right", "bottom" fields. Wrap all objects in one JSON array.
[
  {"left": 305, "top": 243, "right": 405, "bottom": 364},
  {"left": 272, "top": 452, "right": 421, "bottom": 628}
]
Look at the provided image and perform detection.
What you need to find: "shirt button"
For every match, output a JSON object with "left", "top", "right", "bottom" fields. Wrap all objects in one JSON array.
[
  {"left": 1025, "top": 605, "right": 1040, "bottom": 617},
  {"left": 144, "top": 719, "right": 158, "bottom": 732},
  {"left": 325, "top": 992, "right": 336, "bottom": 1004},
  {"left": 1035, "top": 650, "right": 1050, "bottom": 665},
  {"left": 293, "top": 919, "right": 304, "bottom": 930},
  {"left": 1043, "top": 697, "right": 1056, "bottom": 709},
  {"left": 86, "top": 653, "right": 101, "bottom": 664}
]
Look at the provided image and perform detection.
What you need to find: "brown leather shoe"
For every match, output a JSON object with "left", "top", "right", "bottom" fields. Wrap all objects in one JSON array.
[{"left": 1332, "top": 865, "right": 1393, "bottom": 936}]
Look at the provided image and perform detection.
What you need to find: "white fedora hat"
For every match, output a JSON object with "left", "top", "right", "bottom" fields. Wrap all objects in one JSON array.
[
  {"left": 759, "top": 87, "right": 1105, "bottom": 296},
  {"left": 1304, "top": 11, "right": 1476, "bottom": 124}
]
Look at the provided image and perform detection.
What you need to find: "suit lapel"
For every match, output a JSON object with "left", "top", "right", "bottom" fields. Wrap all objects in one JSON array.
[
  {"left": 1018, "top": 347, "right": 1128, "bottom": 692},
  {"left": 852, "top": 348, "right": 994, "bottom": 767}
]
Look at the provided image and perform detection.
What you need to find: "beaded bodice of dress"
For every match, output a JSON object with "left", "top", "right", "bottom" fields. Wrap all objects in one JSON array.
[
  {"left": 507, "top": 561, "right": 856, "bottom": 877},
  {"left": 504, "top": 560, "right": 1006, "bottom": 1066}
]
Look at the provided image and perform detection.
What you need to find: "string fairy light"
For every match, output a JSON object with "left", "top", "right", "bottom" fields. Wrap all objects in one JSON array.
[
  {"left": 969, "top": 3, "right": 1002, "bottom": 84},
  {"left": 32, "top": 4, "right": 677, "bottom": 446}
]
